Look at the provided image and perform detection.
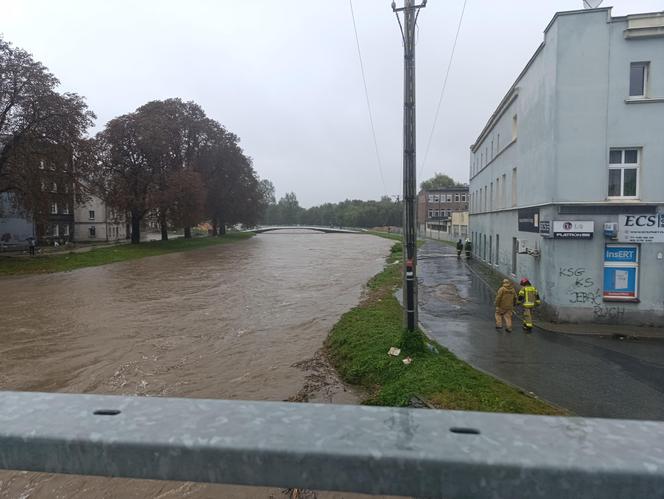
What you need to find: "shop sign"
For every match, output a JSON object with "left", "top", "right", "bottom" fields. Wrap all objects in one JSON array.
[
  {"left": 603, "top": 243, "right": 639, "bottom": 301},
  {"left": 518, "top": 207, "right": 540, "bottom": 233},
  {"left": 553, "top": 221, "right": 594, "bottom": 240},
  {"left": 539, "top": 220, "right": 552, "bottom": 238},
  {"left": 617, "top": 214, "right": 664, "bottom": 243}
]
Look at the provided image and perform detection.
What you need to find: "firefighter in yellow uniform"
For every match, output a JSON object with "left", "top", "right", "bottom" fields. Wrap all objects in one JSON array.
[{"left": 517, "top": 278, "right": 541, "bottom": 331}]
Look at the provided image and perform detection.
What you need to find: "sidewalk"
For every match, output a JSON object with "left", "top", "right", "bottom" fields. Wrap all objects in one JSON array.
[
  {"left": 459, "top": 243, "right": 664, "bottom": 340},
  {"left": 417, "top": 238, "right": 664, "bottom": 419}
]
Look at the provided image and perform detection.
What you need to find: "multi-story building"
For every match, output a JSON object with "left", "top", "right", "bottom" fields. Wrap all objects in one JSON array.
[
  {"left": 469, "top": 8, "right": 664, "bottom": 325},
  {"left": 38, "top": 179, "right": 75, "bottom": 244},
  {"left": 74, "top": 195, "right": 127, "bottom": 242},
  {"left": 417, "top": 186, "right": 469, "bottom": 240}
]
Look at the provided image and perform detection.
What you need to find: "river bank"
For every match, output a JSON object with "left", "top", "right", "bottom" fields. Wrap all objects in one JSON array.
[
  {"left": 0, "top": 233, "right": 253, "bottom": 277},
  {"left": 326, "top": 242, "right": 565, "bottom": 415}
]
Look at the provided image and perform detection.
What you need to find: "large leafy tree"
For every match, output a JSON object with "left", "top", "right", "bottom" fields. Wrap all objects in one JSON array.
[
  {"left": 0, "top": 36, "right": 95, "bottom": 218},
  {"left": 419, "top": 173, "right": 465, "bottom": 191}
]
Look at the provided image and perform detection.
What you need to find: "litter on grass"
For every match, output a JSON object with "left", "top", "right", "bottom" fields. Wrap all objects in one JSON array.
[
  {"left": 388, "top": 347, "right": 401, "bottom": 357},
  {"left": 402, "top": 357, "right": 412, "bottom": 365}
]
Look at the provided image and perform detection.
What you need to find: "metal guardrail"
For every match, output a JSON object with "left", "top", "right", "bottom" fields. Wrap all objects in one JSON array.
[{"left": 1, "top": 391, "right": 664, "bottom": 498}]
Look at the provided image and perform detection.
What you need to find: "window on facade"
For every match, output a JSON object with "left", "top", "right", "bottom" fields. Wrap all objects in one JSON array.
[
  {"left": 502, "top": 174, "right": 507, "bottom": 208},
  {"left": 89, "top": 210, "right": 95, "bottom": 220},
  {"left": 428, "top": 194, "right": 434, "bottom": 203},
  {"left": 461, "top": 194, "right": 466, "bottom": 202},
  {"left": 629, "top": 62, "right": 649, "bottom": 97},
  {"left": 52, "top": 182, "right": 57, "bottom": 193},
  {"left": 447, "top": 194, "right": 452, "bottom": 202},
  {"left": 428, "top": 209, "right": 433, "bottom": 218},
  {"left": 63, "top": 225, "right": 70, "bottom": 236},
  {"left": 434, "top": 210, "right": 439, "bottom": 217},
  {"left": 497, "top": 133, "right": 500, "bottom": 151},
  {"left": 454, "top": 194, "right": 460, "bottom": 202},
  {"left": 490, "top": 183, "right": 494, "bottom": 210},
  {"left": 89, "top": 226, "right": 96, "bottom": 238},
  {"left": 50, "top": 202, "right": 57, "bottom": 214},
  {"left": 496, "top": 178, "right": 501, "bottom": 209},
  {"left": 511, "top": 168, "right": 517, "bottom": 207},
  {"left": 63, "top": 204, "right": 69, "bottom": 215},
  {"left": 434, "top": 195, "right": 439, "bottom": 202},
  {"left": 512, "top": 115, "right": 518, "bottom": 140},
  {"left": 608, "top": 148, "right": 639, "bottom": 198}
]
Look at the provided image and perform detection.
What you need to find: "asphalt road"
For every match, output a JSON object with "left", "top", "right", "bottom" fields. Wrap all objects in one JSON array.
[{"left": 417, "top": 240, "right": 664, "bottom": 420}]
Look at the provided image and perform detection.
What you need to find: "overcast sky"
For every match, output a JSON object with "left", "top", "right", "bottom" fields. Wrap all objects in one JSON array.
[{"left": 2, "top": 1, "right": 662, "bottom": 206}]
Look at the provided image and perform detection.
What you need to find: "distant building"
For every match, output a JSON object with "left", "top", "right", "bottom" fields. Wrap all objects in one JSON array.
[
  {"left": 0, "top": 193, "right": 35, "bottom": 248},
  {"left": 468, "top": 8, "right": 664, "bottom": 325},
  {"left": 74, "top": 195, "right": 127, "bottom": 242},
  {"left": 417, "top": 186, "right": 469, "bottom": 240},
  {"left": 37, "top": 178, "right": 74, "bottom": 244}
]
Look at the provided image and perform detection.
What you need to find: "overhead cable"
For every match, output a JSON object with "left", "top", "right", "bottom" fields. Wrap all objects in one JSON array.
[
  {"left": 349, "top": 0, "right": 387, "bottom": 193},
  {"left": 419, "top": 0, "right": 469, "bottom": 180}
]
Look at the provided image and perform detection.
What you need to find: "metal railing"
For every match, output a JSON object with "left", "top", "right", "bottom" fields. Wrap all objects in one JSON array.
[{"left": 1, "top": 391, "right": 663, "bottom": 498}]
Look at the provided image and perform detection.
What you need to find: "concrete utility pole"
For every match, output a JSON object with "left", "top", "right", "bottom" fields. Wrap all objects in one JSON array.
[{"left": 393, "top": 0, "right": 425, "bottom": 332}]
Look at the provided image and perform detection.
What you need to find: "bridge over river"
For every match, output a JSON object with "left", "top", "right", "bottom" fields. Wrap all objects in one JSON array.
[{"left": 249, "top": 225, "right": 363, "bottom": 234}]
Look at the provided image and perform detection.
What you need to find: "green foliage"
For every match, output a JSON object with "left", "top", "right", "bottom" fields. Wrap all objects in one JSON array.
[
  {"left": 326, "top": 241, "right": 566, "bottom": 414},
  {"left": 262, "top": 195, "right": 401, "bottom": 228},
  {"left": 420, "top": 173, "right": 466, "bottom": 191},
  {"left": 0, "top": 233, "right": 253, "bottom": 277}
]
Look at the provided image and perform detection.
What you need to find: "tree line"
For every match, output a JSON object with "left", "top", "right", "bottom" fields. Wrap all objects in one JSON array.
[
  {"left": 262, "top": 192, "right": 402, "bottom": 228},
  {"left": 0, "top": 36, "right": 270, "bottom": 243}
]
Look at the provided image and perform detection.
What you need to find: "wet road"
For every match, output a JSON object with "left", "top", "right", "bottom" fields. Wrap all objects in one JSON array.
[
  {"left": 0, "top": 232, "right": 394, "bottom": 498},
  {"left": 418, "top": 240, "right": 664, "bottom": 420}
]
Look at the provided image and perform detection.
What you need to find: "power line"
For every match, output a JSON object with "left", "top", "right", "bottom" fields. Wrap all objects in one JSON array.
[
  {"left": 419, "top": 0, "right": 469, "bottom": 181},
  {"left": 349, "top": 0, "right": 387, "bottom": 193}
]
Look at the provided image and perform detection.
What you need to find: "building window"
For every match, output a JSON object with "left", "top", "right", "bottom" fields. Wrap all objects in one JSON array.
[
  {"left": 89, "top": 210, "right": 95, "bottom": 220},
  {"left": 50, "top": 202, "right": 57, "bottom": 214},
  {"left": 512, "top": 114, "right": 518, "bottom": 140},
  {"left": 434, "top": 210, "right": 439, "bottom": 217},
  {"left": 446, "top": 194, "right": 452, "bottom": 202},
  {"left": 461, "top": 194, "right": 466, "bottom": 202},
  {"left": 608, "top": 148, "right": 639, "bottom": 198},
  {"left": 63, "top": 204, "right": 69, "bottom": 215},
  {"left": 434, "top": 195, "right": 439, "bottom": 202},
  {"left": 502, "top": 174, "right": 507, "bottom": 208},
  {"left": 497, "top": 133, "right": 500, "bottom": 151},
  {"left": 496, "top": 177, "right": 501, "bottom": 209},
  {"left": 89, "top": 226, "right": 96, "bottom": 238},
  {"left": 454, "top": 194, "right": 460, "bottom": 202},
  {"left": 490, "top": 182, "right": 494, "bottom": 210},
  {"left": 63, "top": 225, "right": 70, "bottom": 236},
  {"left": 511, "top": 168, "right": 517, "bottom": 207},
  {"left": 629, "top": 62, "right": 649, "bottom": 97},
  {"left": 428, "top": 209, "right": 433, "bottom": 218},
  {"left": 52, "top": 182, "right": 57, "bottom": 193},
  {"left": 428, "top": 194, "right": 434, "bottom": 203}
]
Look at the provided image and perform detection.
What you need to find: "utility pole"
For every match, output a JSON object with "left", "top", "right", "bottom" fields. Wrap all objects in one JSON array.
[{"left": 393, "top": 0, "right": 425, "bottom": 332}]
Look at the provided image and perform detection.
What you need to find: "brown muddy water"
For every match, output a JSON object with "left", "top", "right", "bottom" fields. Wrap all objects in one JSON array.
[{"left": 0, "top": 232, "right": 399, "bottom": 499}]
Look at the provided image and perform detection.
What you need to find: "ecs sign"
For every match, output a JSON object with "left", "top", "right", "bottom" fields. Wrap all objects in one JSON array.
[{"left": 618, "top": 214, "right": 664, "bottom": 243}]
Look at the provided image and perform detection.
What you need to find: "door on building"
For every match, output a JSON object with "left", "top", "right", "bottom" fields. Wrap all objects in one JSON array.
[{"left": 512, "top": 237, "right": 518, "bottom": 275}]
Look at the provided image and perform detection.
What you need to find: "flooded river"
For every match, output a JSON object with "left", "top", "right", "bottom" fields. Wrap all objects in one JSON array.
[{"left": 0, "top": 232, "right": 393, "bottom": 498}]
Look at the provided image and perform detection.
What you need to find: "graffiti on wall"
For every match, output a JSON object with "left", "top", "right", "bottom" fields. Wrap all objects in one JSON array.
[{"left": 559, "top": 267, "right": 601, "bottom": 305}]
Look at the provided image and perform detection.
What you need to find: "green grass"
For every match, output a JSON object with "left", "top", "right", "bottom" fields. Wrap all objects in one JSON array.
[
  {"left": 326, "top": 242, "right": 566, "bottom": 415},
  {"left": 0, "top": 233, "right": 253, "bottom": 277}
]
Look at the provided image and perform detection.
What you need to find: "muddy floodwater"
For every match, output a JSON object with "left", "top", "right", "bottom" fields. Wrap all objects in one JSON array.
[{"left": 0, "top": 232, "right": 394, "bottom": 498}]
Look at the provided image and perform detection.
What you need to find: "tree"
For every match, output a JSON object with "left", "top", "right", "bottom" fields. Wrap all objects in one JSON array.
[
  {"left": 420, "top": 173, "right": 465, "bottom": 191},
  {"left": 0, "top": 36, "right": 95, "bottom": 218},
  {"left": 276, "top": 192, "right": 303, "bottom": 225}
]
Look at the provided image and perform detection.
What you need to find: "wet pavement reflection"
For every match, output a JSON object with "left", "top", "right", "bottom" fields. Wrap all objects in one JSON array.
[
  {"left": 0, "top": 232, "right": 395, "bottom": 498},
  {"left": 418, "top": 240, "right": 664, "bottom": 421}
]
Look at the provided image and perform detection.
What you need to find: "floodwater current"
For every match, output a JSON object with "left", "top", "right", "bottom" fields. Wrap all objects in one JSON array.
[{"left": 0, "top": 232, "right": 394, "bottom": 498}]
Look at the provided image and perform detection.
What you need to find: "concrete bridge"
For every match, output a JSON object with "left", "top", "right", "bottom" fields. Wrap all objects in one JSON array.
[{"left": 249, "top": 226, "right": 363, "bottom": 234}]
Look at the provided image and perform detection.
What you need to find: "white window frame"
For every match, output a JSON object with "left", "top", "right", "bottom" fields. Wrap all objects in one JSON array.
[
  {"left": 629, "top": 62, "right": 649, "bottom": 98},
  {"left": 447, "top": 194, "right": 452, "bottom": 202},
  {"left": 63, "top": 225, "right": 70, "bottom": 236},
  {"left": 608, "top": 148, "right": 640, "bottom": 199},
  {"left": 433, "top": 195, "right": 439, "bottom": 202},
  {"left": 89, "top": 210, "right": 95, "bottom": 220},
  {"left": 428, "top": 194, "right": 434, "bottom": 203},
  {"left": 50, "top": 202, "right": 58, "bottom": 215}
]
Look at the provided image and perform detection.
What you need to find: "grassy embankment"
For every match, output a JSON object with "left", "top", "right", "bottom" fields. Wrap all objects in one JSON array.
[
  {"left": 326, "top": 239, "right": 565, "bottom": 414},
  {"left": 0, "top": 233, "right": 253, "bottom": 277}
]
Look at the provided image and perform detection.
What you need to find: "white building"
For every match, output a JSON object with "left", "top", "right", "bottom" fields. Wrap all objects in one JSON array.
[
  {"left": 74, "top": 195, "right": 127, "bottom": 242},
  {"left": 469, "top": 8, "right": 664, "bottom": 325}
]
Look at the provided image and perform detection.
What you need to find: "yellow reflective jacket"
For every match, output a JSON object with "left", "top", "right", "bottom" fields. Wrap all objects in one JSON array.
[{"left": 518, "top": 285, "right": 541, "bottom": 309}]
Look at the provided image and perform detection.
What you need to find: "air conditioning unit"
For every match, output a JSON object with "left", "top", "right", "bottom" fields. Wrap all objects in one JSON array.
[{"left": 518, "top": 239, "right": 528, "bottom": 254}]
